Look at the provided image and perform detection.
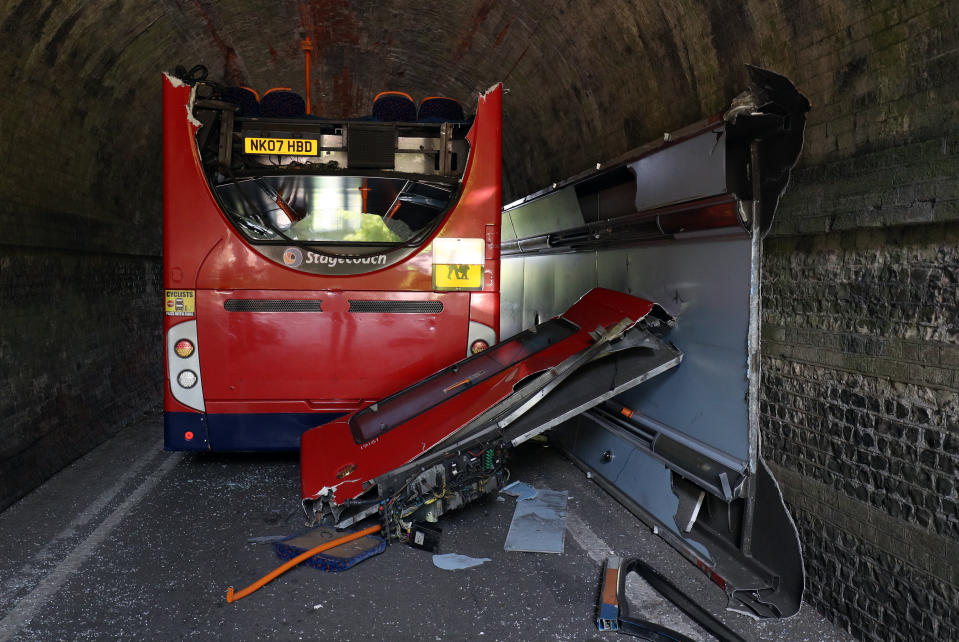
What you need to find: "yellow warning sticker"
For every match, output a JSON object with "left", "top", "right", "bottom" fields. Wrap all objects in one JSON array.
[
  {"left": 434, "top": 264, "right": 483, "bottom": 290},
  {"left": 244, "top": 137, "right": 318, "bottom": 155},
  {"left": 165, "top": 289, "right": 195, "bottom": 317},
  {"left": 433, "top": 238, "right": 484, "bottom": 290}
]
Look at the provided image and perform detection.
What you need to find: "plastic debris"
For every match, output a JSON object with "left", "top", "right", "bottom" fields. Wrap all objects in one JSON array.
[
  {"left": 432, "top": 554, "right": 492, "bottom": 570},
  {"left": 247, "top": 535, "right": 287, "bottom": 544},
  {"left": 500, "top": 481, "right": 538, "bottom": 501},
  {"left": 504, "top": 489, "right": 568, "bottom": 553}
]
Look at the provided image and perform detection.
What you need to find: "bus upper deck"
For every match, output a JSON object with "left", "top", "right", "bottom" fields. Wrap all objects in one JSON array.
[{"left": 163, "top": 71, "right": 502, "bottom": 451}]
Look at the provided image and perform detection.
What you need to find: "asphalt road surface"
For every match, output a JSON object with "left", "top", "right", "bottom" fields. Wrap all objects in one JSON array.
[{"left": 0, "top": 415, "right": 850, "bottom": 641}]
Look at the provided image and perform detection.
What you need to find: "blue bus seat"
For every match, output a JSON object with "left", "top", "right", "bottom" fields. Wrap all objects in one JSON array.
[
  {"left": 418, "top": 96, "right": 465, "bottom": 122},
  {"left": 260, "top": 88, "right": 306, "bottom": 118},
  {"left": 372, "top": 91, "right": 416, "bottom": 122},
  {"left": 220, "top": 86, "right": 260, "bottom": 116}
]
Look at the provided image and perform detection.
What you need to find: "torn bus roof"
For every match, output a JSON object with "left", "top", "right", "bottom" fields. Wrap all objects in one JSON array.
[{"left": 299, "top": 287, "right": 682, "bottom": 519}]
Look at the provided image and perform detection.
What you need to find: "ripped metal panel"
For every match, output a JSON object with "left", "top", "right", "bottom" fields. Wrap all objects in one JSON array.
[{"left": 500, "top": 67, "right": 809, "bottom": 618}]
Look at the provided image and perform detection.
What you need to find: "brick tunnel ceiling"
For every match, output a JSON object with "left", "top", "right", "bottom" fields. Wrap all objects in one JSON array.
[{"left": 4, "top": 0, "right": 889, "bottom": 254}]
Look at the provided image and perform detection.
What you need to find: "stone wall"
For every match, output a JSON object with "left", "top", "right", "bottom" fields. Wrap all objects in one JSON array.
[
  {"left": 753, "top": 1, "right": 959, "bottom": 638},
  {"left": 0, "top": 247, "right": 162, "bottom": 510},
  {"left": 761, "top": 226, "right": 959, "bottom": 641},
  {"left": 0, "top": 0, "right": 169, "bottom": 509}
]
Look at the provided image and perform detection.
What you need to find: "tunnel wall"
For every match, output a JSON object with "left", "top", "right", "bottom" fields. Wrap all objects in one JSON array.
[
  {"left": 0, "top": 249, "right": 161, "bottom": 510},
  {"left": 0, "top": 0, "right": 169, "bottom": 510},
  {"left": 752, "top": 4, "right": 959, "bottom": 641},
  {"left": 762, "top": 226, "right": 959, "bottom": 640}
]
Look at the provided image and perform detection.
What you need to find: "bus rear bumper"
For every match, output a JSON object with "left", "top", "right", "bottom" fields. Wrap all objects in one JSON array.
[
  {"left": 164, "top": 412, "right": 210, "bottom": 451},
  {"left": 164, "top": 411, "right": 345, "bottom": 452}
]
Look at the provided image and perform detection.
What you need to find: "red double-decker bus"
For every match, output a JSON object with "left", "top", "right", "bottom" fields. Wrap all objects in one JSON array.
[{"left": 162, "top": 74, "right": 502, "bottom": 451}]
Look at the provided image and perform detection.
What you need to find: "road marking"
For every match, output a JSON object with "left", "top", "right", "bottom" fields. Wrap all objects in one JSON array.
[
  {"left": 0, "top": 449, "right": 182, "bottom": 642},
  {"left": 565, "top": 513, "right": 706, "bottom": 640},
  {"left": 2, "top": 438, "right": 165, "bottom": 598},
  {"left": 565, "top": 511, "right": 615, "bottom": 562}
]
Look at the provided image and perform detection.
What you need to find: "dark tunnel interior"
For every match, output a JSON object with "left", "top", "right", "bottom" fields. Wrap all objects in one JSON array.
[{"left": 1, "top": 1, "right": 957, "bottom": 640}]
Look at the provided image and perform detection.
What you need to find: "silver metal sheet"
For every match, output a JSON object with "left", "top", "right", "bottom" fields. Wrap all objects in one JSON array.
[
  {"left": 630, "top": 129, "right": 727, "bottom": 211},
  {"left": 503, "top": 489, "right": 568, "bottom": 554},
  {"left": 520, "top": 255, "right": 557, "bottom": 329},
  {"left": 552, "top": 252, "right": 598, "bottom": 317},
  {"left": 503, "top": 236, "right": 750, "bottom": 460},
  {"left": 505, "top": 186, "right": 583, "bottom": 239},
  {"left": 499, "top": 257, "right": 525, "bottom": 338},
  {"left": 617, "top": 237, "right": 750, "bottom": 460},
  {"left": 518, "top": 253, "right": 597, "bottom": 330},
  {"left": 596, "top": 248, "right": 630, "bottom": 293},
  {"left": 562, "top": 419, "right": 714, "bottom": 564}
]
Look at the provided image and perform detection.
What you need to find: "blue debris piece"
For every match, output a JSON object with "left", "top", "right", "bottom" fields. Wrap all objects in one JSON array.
[
  {"left": 273, "top": 527, "right": 386, "bottom": 572},
  {"left": 432, "top": 554, "right": 492, "bottom": 570},
  {"left": 500, "top": 481, "right": 538, "bottom": 501}
]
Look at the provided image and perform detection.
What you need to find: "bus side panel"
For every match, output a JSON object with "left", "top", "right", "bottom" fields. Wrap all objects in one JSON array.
[{"left": 163, "top": 77, "right": 227, "bottom": 450}]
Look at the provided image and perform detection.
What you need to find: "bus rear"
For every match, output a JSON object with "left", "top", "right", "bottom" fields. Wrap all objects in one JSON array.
[{"left": 163, "top": 75, "right": 502, "bottom": 450}]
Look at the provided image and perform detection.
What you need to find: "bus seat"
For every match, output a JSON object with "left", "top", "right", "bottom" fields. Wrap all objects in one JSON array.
[
  {"left": 372, "top": 91, "right": 416, "bottom": 122},
  {"left": 417, "top": 96, "right": 465, "bottom": 122},
  {"left": 220, "top": 86, "right": 260, "bottom": 116},
  {"left": 260, "top": 88, "right": 306, "bottom": 118}
]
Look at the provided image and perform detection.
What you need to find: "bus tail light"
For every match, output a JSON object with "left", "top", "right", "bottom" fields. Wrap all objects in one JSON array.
[
  {"left": 467, "top": 320, "right": 496, "bottom": 357},
  {"left": 174, "top": 339, "right": 195, "bottom": 358},
  {"left": 470, "top": 339, "right": 489, "bottom": 354}
]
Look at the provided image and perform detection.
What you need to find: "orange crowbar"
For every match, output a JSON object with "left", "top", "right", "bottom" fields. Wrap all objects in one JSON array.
[{"left": 226, "top": 524, "right": 381, "bottom": 603}]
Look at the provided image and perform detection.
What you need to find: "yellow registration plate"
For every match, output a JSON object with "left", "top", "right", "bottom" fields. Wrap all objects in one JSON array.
[{"left": 244, "top": 137, "right": 318, "bottom": 156}]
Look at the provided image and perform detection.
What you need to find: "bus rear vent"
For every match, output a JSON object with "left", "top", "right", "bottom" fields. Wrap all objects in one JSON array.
[
  {"left": 224, "top": 299, "right": 323, "bottom": 312},
  {"left": 348, "top": 300, "right": 443, "bottom": 314}
]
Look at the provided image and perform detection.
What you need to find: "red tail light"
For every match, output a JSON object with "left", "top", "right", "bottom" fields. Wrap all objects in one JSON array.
[
  {"left": 174, "top": 339, "right": 195, "bottom": 358},
  {"left": 470, "top": 339, "right": 489, "bottom": 354}
]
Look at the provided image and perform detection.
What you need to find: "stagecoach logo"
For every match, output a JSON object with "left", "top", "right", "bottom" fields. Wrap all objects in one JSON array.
[
  {"left": 268, "top": 246, "right": 390, "bottom": 274},
  {"left": 282, "top": 247, "right": 304, "bottom": 268},
  {"left": 304, "top": 252, "right": 387, "bottom": 268}
]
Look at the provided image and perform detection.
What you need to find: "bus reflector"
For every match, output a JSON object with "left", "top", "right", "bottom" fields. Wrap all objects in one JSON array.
[
  {"left": 177, "top": 370, "right": 198, "bottom": 389},
  {"left": 185, "top": 431, "right": 195, "bottom": 441},
  {"left": 335, "top": 463, "right": 357, "bottom": 479},
  {"left": 470, "top": 339, "right": 489, "bottom": 354},
  {"left": 174, "top": 339, "right": 195, "bottom": 358}
]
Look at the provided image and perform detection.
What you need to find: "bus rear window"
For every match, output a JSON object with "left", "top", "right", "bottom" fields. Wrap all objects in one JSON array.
[
  {"left": 349, "top": 318, "right": 578, "bottom": 444},
  {"left": 215, "top": 175, "right": 455, "bottom": 245}
]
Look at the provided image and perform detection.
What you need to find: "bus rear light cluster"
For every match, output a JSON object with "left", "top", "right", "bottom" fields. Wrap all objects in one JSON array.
[
  {"left": 174, "top": 339, "right": 195, "bottom": 358},
  {"left": 470, "top": 339, "right": 489, "bottom": 354},
  {"left": 167, "top": 320, "right": 205, "bottom": 411}
]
